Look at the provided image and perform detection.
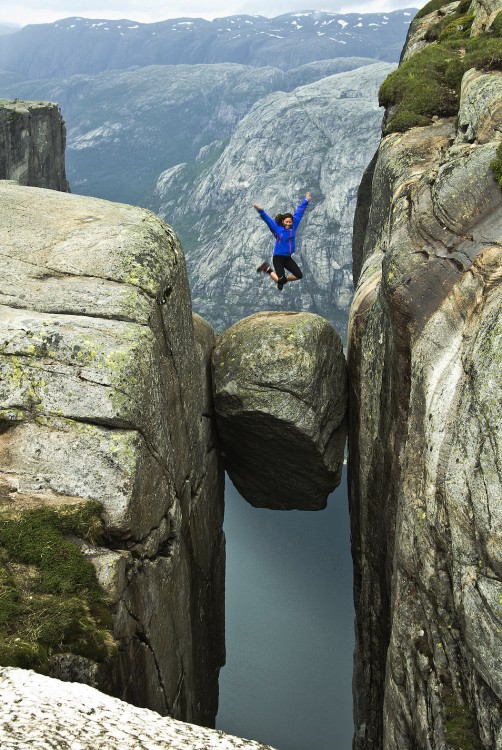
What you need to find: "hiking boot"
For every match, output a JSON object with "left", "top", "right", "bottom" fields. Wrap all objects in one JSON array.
[{"left": 257, "top": 262, "right": 271, "bottom": 274}]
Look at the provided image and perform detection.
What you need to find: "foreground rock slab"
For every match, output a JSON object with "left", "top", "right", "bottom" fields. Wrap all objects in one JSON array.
[
  {"left": 0, "top": 667, "right": 277, "bottom": 750},
  {"left": 0, "top": 182, "right": 224, "bottom": 725},
  {"left": 213, "top": 311, "right": 347, "bottom": 510}
]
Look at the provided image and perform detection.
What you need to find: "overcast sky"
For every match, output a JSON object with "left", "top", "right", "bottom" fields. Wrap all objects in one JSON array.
[{"left": 0, "top": 0, "right": 419, "bottom": 28}]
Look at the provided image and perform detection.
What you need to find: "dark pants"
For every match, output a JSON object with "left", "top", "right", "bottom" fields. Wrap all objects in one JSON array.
[{"left": 273, "top": 255, "right": 303, "bottom": 283}]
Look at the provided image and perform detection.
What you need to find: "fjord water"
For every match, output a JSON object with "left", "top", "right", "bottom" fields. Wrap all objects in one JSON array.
[{"left": 217, "top": 467, "right": 353, "bottom": 750}]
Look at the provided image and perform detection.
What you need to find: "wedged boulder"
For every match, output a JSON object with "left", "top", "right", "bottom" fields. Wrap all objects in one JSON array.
[
  {"left": 0, "top": 182, "right": 224, "bottom": 726},
  {"left": 212, "top": 311, "right": 347, "bottom": 510}
]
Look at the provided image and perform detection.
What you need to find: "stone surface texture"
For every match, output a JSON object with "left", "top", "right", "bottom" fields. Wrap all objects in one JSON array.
[
  {"left": 213, "top": 311, "right": 347, "bottom": 510},
  {"left": 0, "top": 98, "right": 69, "bottom": 190},
  {"left": 0, "top": 667, "right": 277, "bottom": 750},
  {"left": 0, "top": 182, "right": 225, "bottom": 726},
  {"left": 348, "top": 3, "right": 502, "bottom": 749}
]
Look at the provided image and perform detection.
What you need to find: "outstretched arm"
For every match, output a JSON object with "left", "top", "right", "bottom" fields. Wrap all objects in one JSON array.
[
  {"left": 292, "top": 192, "right": 311, "bottom": 229},
  {"left": 253, "top": 203, "right": 281, "bottom": 235}
]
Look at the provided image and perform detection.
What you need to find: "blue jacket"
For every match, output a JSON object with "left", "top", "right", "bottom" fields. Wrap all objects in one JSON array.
[{"left": 257, "top": 198, "right": 309, "bottom": 256}]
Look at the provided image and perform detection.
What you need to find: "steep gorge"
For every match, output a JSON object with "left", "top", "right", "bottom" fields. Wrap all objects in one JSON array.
[{"left": 0, "top": 1, "right": 501, "bottom": 744}]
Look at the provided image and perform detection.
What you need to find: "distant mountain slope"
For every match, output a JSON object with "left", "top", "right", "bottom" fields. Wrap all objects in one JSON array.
[
  {"left": 0, "top": 58, "right": 380, "bottom": 205},
  {"left": 0, "top": 10, "right": 416, "bottom": 77},
  {"left": 155, "top": 62, "right": 395, "bottom": 335},
  {"left": 0, "top": 23, "right": 21, "bottom": 36}
]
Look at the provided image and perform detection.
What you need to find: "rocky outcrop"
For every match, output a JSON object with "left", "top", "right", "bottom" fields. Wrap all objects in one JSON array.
[
  {"left": 156, "top": 62, "right": 395, "bottom": 336},
  {"left": 0, "top": 98, "right": 69, "bottom": 190},
  {"left": 0, "top": 667, "right": 278, "bottom": 750},
  {"left": 212, "top": 312, "right": 347, "bottom": 511},
  {"left": 348, "top": 2, "right": 502, "bottom": 747},
  {"left": 0, "top": 182, "right": 224, "bottom": 726}
]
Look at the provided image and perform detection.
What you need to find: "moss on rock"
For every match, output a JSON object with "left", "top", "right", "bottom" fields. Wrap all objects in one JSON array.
[
  {"left": 380, "top": 5, "right": 502, "bottom": 135},
  {"left": 0, "top": 501, "right": 117, "bottom": 673},
  {"left": 379, "top": 44, "right": 463, "bottom": 133},
  {"left": 490, "top": 141, "right": 502, "bottom": 188},
  {"left": 444, "top": 690, "right": 483, "bottom": 750}
]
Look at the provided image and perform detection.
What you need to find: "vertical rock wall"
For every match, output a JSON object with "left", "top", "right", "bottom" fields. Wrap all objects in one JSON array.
[
  {"left": 0, "top": 98, "right": 69, "bottom": 191},
  {"left": 348, "top": 2, "right": 502, "bottom": 747},
  {"left": 0, "top": 182, "right": 224, "bottom": 726}
]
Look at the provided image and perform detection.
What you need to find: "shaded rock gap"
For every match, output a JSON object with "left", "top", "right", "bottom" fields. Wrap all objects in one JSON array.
[
  {"left": 155, "top": 308, "right": 194, "bottom": 456},
  {"left": 122, "top": 598, "right": 171, "bottom": 713}
]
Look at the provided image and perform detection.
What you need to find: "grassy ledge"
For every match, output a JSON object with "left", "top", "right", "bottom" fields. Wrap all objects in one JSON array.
[
  {"left": 0, "top": 501, "right": 117, "bottom": 673},
  {"left": 379, "top": 3, "right": 502, "bottom": 135}
]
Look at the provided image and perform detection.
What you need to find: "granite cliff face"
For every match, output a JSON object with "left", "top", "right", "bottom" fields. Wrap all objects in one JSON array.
[
  {"left": 0, "top": 98, "right": 69, "bottom": 191},
  {"left": 213, "top": 312, "right": 347, "bottom": 511},
  {"left": 0, "top": 181, "right": 225, "bottom": 726},
  {"left": 348, "top": 1, "right": 502, "bottom": 747},
  {"left": 156, "top": 62, "right": 395, "bottom": 335}
]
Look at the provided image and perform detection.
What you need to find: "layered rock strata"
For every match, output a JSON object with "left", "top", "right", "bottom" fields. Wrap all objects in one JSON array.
[
  {"left": 0, "top": 98, "right": 69, "bottom": 191},
  {"left": 213, "top": 311, "right": 347, "bottom": 511},
  {"left": 0, "top": 667, "right": 277, "bottom": 750},
  {"left": 349, "top": 3, "right": 502, "bottom": 747},
  {"left": 0, "top": 182, "right": 224, "bottom": 726}
]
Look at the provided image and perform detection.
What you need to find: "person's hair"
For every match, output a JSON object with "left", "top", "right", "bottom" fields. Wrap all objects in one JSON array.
[{"left": 275, "top": 212, "right": 293, "bottom": 226}]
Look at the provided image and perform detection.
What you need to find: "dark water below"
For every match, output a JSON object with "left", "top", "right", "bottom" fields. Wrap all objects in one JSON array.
[{"left": 216, "top": 466, "right": 354, "bottom": 750}]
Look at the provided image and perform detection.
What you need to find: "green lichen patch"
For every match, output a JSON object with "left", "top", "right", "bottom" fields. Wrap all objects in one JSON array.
[
  {"left": 490, "top": 141, "right": 502, "bottom": 188},
  {"left": 379, "top": 13, "right": 502, "bottom": 135},
  {"left": 0, "top": 501, "right": 116, "bottom": 673},
  {"left": 444, "top": 690, "right": 482, "bottom": 750}
]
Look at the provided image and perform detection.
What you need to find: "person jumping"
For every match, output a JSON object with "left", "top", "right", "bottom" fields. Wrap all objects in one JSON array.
[{"left": 254, "top": 192, "right": 311, "bottom": 290}]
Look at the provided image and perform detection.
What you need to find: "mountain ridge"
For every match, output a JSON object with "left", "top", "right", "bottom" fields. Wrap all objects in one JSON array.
[{"left": 0, "top": 9, "right": 417, "bottom": 77}]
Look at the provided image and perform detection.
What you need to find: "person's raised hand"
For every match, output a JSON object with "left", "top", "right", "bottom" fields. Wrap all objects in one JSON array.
[
  {"left": 306, "top": 192, "right": 311, "bottom": 201},
  {"left": 253, "top": 203, "right": 262, "bottom": 210}
]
